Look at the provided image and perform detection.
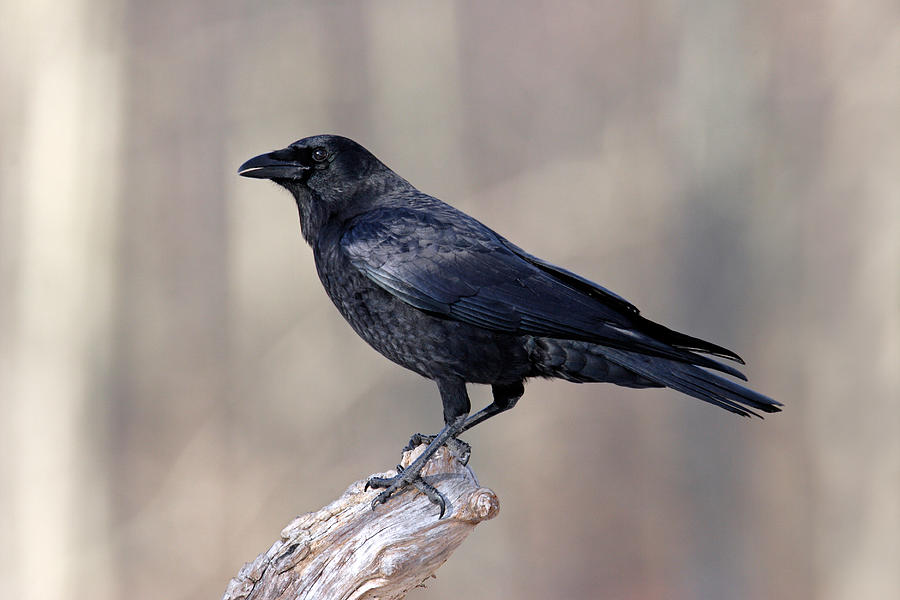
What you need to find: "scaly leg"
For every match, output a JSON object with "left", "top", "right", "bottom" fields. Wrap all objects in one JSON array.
[
  {"left": 366, "top": 380, "right": 523, "bottom": 518},
  {"left": 366, "top": 413, "right": 467, "bottom": 518}
]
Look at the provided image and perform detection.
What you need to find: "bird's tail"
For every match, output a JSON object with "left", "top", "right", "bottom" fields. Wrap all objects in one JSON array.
[{"left": 528, "top": 338, "right": 781, "bottom": 418}]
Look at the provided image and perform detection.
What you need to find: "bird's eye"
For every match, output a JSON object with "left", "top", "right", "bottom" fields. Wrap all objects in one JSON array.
[{"left": 312, "top": 147, "right": 328, "bottom": 162}]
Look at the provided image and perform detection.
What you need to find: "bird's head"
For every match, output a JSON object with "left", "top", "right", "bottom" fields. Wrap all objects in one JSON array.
[{"left": 239, "top": 135, "right": 393, "bottom": 240}]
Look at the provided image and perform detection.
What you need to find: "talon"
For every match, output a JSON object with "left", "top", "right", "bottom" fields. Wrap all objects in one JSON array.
[
  {"left": 448, "top": 438, "right": 471, "bottom": 464},
  {"left": 365, "top": 473, "right": 396, "bottom": 492},
  {"left": 368, "top": 421, "right": 469, "bottom": 518},
  {"left": 404, "top": 433, "right": 433, "bottom": 452},
  {"left": 364, "top": 468, "right": 450, "bottom": 517},
  {"left": 411, "top": 479, "right": 449, "bottom": 518},
  {"left": 369, "top": 480, "right": 403, "bottom": 511}
]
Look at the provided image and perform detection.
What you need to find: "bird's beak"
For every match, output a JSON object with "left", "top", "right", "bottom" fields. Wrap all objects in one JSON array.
[{"left": 238, "top": 151, "right": 309, "bottom": 180}]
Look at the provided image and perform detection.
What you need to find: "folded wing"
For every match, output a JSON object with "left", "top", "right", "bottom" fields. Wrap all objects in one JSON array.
[{"left": 342, "top": 205, "right": 751, "bottom": 379}]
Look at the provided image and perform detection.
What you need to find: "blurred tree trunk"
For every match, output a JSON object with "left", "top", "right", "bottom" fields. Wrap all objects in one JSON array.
[
  {"left": 1, "top": 1, "right": 123, "bottom": 599},
  {"left": 109, "top": 3, "right": 234, "bottom": 598},
  {"left": 803, "top": 4, "right": 900, "bottom": 596}
]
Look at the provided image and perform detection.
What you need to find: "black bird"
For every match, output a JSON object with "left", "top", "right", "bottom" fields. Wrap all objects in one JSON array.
[{"left": 238, "top": 134, "right": 780, "bottom": 516}]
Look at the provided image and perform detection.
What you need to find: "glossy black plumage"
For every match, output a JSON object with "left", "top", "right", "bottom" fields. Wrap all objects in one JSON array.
[{"left": 239, "top": 134, "right": 781, "bottom": 514}]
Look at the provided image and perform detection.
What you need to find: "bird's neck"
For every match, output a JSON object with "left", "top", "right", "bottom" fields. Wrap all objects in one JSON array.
[
  {"left": 292, "top": 188, "right": 330, "bottom": 245},
  {"left": 295, "top": 170, "right": 415, "bottom": 245}
]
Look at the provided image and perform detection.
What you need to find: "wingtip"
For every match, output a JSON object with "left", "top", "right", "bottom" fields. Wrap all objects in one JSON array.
[
  {"left": 730, "top": 352, "right": 746, "bottom": 366},
  {"left": 706, "top": 346, "right": 745, "bottom": 365},
  {"left": 744, "top": 395, "right": 783, "bottom": 418}
]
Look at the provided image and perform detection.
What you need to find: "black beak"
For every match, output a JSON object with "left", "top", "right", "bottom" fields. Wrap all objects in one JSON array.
[{"left": 238, "top": 151, "right": 309, "bottom": 180}]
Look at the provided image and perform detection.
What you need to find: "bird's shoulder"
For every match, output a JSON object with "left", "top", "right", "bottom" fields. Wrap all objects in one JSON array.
[{"left": 340, "top": 195, "right": 507, "bottom": 265}]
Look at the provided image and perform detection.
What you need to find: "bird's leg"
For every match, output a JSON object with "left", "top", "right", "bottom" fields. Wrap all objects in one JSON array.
[
  {"left": 403, "top": 433, "right": 471, "bottom": 465},
  {"left": 458, "top": 381, "right": 524, "bottom": 435},
  {"left": 366, "top": 413, "right": 467, "bottom": 518},
  {"left": 401, "top": 381, "right": 524, "bottom": 463},
  {"left": 367, "top": 379, "right": 471, "bottom": 517}
]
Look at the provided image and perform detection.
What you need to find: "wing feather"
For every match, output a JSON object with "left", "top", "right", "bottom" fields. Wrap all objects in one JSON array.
[{"left": 342, "top": 206, "right": 746, "bottom": 376}]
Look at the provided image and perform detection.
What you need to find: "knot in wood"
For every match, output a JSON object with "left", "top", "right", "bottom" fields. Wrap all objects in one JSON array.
[{"left": 458, "top": 487, "right": 500, "bottom": 523}]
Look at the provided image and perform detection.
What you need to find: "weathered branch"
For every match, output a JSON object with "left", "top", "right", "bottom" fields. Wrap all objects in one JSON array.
[{"left": 222, "top": 444, "right": 499, "bottom": 600}]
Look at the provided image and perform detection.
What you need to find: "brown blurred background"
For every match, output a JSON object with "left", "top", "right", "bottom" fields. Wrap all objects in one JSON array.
[{"left": 1, "top": 1, "right": 898, "bottom": 599}]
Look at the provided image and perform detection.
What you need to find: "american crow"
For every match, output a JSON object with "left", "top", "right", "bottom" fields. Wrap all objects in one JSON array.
[{"left": 238, "top": 134, "right": 780, "bottom": 516}]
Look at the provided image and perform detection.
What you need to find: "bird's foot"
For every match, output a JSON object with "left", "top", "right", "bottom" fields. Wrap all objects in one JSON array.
[
  {"left": 365, "top": 464, "right": 450, "bottom": 518},
  {"left": 366, "top": 416, "right": 469, "bottom": 518},
  {"left": 403, "top": 433, "right": 471, "bottom": 465}
]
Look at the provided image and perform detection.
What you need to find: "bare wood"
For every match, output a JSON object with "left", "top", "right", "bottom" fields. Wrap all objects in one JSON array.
[{"left": 222, "top": 444, "right": 499, "bottom": 600}]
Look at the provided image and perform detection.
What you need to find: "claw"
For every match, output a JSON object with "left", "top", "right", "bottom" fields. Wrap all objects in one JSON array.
[
  {"left": 366, "top": 419, "right": 469, "bottom": 518},
  {"left": 365, "top": 473, "right": 395, "bottom": 492},
  {"left": 365, "top": 469, "right": 449, "bottom": 517},
  {"left": 403, "top": 433, "right": 431, "bottom": 452},
  {"left": 367, "top": 473, "right": 411, "bottom": 511},
  {"left": 411, "top": 478, "right": 448, "bottom": 518},
  {"left": 451, "top": 439, "right": 471, "bottom": 465},
  {"left": 371, "top": 489, "right": 392, "bottom": 511}
]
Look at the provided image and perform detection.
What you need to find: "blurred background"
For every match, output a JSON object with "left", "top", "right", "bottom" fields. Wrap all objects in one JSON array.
[{"left": 1, "top": 1, "right": 898, "bottom": 599}]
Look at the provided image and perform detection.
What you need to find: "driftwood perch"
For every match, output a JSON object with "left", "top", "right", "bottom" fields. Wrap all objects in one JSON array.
[{"left": 222, "top": 443, "right": 500, "bottom": 600}]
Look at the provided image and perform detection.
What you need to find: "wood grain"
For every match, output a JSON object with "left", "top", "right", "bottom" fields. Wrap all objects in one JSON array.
[{"left": 223, "top": 444, "right": 499, "bottom": 600}]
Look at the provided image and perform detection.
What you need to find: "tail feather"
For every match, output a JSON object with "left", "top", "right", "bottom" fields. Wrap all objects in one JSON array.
[
  {"left": 635, "top": 318, "right": 746, "bottom": 364},
  {"left": 597, "top": 347, "right": 781, "bottom": 418},
  {"left": 529, "top": 338, "right": 781, "bottom": 418}
]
